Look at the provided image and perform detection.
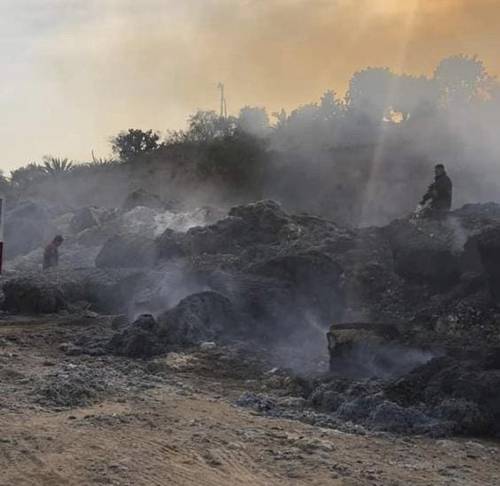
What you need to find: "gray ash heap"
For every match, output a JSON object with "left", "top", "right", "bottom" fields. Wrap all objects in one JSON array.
[{"left": 3, "top": 197, "right": 500, "bottom": 437}]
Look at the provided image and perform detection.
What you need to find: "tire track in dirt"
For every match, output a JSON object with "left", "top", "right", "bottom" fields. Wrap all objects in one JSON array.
[
  {"left": 1, "top": 449, "right": 71, "bottom": 486},
  {"left": 2, "top": 319, "right": 500, "bottom": 486},
  {"left": 107, "top": 432, "right": 283, "bottom": 486}
]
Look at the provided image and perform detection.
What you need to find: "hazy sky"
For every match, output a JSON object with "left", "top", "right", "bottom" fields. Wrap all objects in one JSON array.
[{"left": 1, "top": 0, "right": 499, "bottom": 170}]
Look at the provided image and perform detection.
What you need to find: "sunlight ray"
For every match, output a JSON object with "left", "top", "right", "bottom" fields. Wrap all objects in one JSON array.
[{"left": 359, "top": 0, "right": 421, "bottom": 225}]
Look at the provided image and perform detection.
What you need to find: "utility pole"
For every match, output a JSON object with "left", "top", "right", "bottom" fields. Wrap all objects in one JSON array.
[{"left": 217, "top": 82, "right": 227, "bottom": 118}]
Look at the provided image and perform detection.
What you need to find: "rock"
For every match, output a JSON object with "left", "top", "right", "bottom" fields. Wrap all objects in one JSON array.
[{"left": 95, "top": 234, "right": 157, "bottom": 268}]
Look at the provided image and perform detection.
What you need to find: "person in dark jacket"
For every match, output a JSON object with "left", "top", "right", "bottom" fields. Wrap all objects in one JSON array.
[
  {"left": 419, "top": 164, "right": 452, "bottom": 217},
  {"left": 43, "top": 235, "right": 64, "bottom": 270}
]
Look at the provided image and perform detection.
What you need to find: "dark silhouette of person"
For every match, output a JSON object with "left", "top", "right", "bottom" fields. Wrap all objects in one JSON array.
[
  {"left": 420, "top": 164, "right": 452, "bottom": 217},
  {"left": 43, "top": 235, "right": 64, "bottom": 270}
]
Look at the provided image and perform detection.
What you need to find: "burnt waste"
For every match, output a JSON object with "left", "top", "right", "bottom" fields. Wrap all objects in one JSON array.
[{"left": 3, "top": 197, "right": 500, "bottom": 437}]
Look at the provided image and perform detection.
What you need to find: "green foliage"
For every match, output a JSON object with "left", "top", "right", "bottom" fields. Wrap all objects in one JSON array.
[
  {"left": 41, "top": 156, "right": 74, "bottom": 176},
  {"left": 347, "top": 67, "right": 395, "bottom": 121},
  {"left": 318, "top": 90, "right": 345, "bottom": 122},
  {"left": 165, "top": 111, "right": 240, "bottom": 145},
  {"left": 238, "top": 106, "right": 270, "bottom": 137},
  {"left": 10, "top": 163, "right": 45, "bottom": 188},
  {"left": 197, "top": 131, "right": 267, "bottom": 196},
  {"left": 434, "top": 54, "right": 490, "bottom": 106},
  {"left": 391, "top": 75, "right": 439, "bottom": 121},
  {"left": 186, "top": 111, "right": 237, "bottom": 142},
  {"left": 111, "top": 129, "right": 161, "bottom": 162},
  {"left": 69, "top": 158, "right": 122, "bottom": 176},
  {"left": 91, "top": 150, "right": 121, "bottom": 167},
  {"left": 0, "top": 170, "right": 9, "bottom": 195},
  {"left": 8, "top": 53, "right": 500, "bottom": 213}
]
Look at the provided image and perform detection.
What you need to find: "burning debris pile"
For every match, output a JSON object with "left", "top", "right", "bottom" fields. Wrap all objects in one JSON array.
[{"left": 2, "top": 195, "right": 500, "bottom": 437}]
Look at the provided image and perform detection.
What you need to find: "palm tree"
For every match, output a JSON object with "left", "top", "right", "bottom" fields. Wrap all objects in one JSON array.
[{"left": 41, "top": 156, "right": 74, "bottom": 176}]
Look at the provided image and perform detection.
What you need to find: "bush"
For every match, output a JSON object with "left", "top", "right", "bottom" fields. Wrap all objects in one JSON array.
[{"left": 197, "top": 131, "right": 268, "bottom": 197}]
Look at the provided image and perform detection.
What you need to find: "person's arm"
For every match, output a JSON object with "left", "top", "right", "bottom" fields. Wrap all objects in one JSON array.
[{"left": 420, "top": 183, "right": 434, "bottom": 204}]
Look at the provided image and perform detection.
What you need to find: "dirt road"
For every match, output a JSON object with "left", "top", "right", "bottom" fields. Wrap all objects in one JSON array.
[{"left": 1, "top": 316, "right": 499, "bottom": 485}]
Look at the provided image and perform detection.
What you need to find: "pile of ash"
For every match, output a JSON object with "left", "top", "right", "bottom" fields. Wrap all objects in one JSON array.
[
  {"left": 234, "top": 347, "right": 500, "bottom": 438},
  {"left": 3, "top": 197, "right": 500, "bottom": 437},
  {"left": 33, "top": 364, "right": 115, "bottom": 408}
]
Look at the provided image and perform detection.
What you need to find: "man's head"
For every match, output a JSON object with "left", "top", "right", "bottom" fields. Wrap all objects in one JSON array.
[
  {"left": 434, "top": 163, "right": 445, "bottom": 177},
  {"left": 53, "top": 235, "right": 64, "bottom": 247}
]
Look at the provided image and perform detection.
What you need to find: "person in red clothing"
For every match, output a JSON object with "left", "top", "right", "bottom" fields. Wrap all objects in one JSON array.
[{"left": 43, "top": 235, "right": 64, "bottom": 270}]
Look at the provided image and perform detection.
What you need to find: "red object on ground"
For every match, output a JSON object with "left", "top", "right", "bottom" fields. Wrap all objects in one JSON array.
[{"left": 0, "top": 197, "right": 4, "bottom": 274}]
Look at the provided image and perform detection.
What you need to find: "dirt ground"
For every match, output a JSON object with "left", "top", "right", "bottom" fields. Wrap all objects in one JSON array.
[{"left": 1, "top": 315, "right": 499, "bottom": 486}]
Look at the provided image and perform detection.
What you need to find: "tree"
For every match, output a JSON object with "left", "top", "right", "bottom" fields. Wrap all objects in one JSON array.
[
  {"left": 10, "top": 163, "right": 45, "bottom": 189},
  {"left": 318, "top": 90, "right": 345, "bottom": 122},
  {"left": 391, "top": 75, "right": 439, "bottom": 121},
  {"left": 346, "top": 67, "right": 395, "bottom": 121},
  {"left": 270, "top": 104, "right": 319, "bottom": 150},
  {"left": 237, "top": 106, "right": 270, "bottom": 137},
  {"left": 41, "top": 156, "right": 74, "bottom": 176},
  {"left": 0, "top": 170, "right": 9, "bottom": 195},
  {"left": 284, "top": 103, "right": 322, "bottom": 140},
  {"left": 434, "top": 55, "right": 490, "bottom": 106},
  {"left": 111, "top": 129, "right": 161, "bottom": 162},
  {"left": 184, "top": 110, "right": 237, "bottom": 143},
  {"left": 197, "top": 131, "right": 267, "bottom": 196}
]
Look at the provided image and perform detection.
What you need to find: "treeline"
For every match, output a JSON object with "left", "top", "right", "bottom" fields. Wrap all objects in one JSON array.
[{"left": 7, "top": 54, "right": 500, "bottom": 224}]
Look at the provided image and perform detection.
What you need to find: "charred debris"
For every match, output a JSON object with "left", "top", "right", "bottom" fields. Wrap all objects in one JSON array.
[{"left": 2, "top": 196, "right": 500, "bottom": 438}]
